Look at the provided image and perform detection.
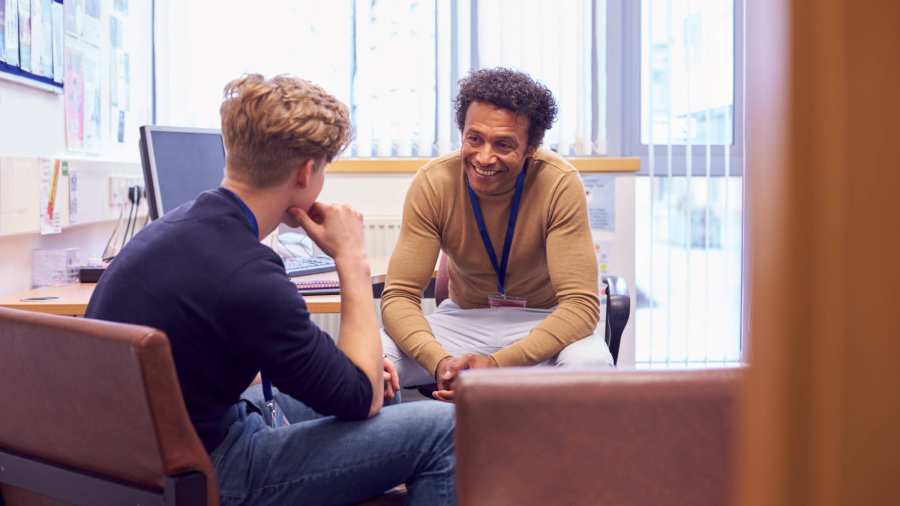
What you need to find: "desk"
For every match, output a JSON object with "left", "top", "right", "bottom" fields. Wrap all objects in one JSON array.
[{"left": 0, "top": 257, "right": 401, "bottom": 317}]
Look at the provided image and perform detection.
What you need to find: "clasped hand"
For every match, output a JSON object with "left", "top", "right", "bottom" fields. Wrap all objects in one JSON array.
[
  {"left": 432, "top": 353, "right": 497, "bottom": 402},
  {"left": 383, "top": 358, "right": 400, "bottom": 402}
]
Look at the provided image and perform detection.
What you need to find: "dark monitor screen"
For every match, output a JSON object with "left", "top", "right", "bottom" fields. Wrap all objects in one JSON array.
[{"left": 139, "top": 126, "right": 226, "bottom": 219}]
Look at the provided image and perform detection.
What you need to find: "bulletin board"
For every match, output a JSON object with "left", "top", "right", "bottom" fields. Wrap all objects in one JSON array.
[
  {"left": 1, "top": 0, "right": 141, "bottom": 155},
  {"left": 0, "top": 0, "right": 65, "bottom": 92}
]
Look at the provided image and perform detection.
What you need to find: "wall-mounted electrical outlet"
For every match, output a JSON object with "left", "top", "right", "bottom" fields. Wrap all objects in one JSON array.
[{"left": 108, "top": 175, "right": 143, "bottom": 206}]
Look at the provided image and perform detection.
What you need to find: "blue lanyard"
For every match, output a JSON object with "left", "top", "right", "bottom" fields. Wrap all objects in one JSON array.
[
  {"left": 220, "top": 188, "right": 274, "bottom": 406},
  {"left": 465, "top": 162, "right": 528, "bottom": 295}
]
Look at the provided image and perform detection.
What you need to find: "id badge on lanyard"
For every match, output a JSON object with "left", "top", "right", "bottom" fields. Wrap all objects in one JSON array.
[
  {"left": 466, "top": 162, "right": 529, "bottom": 311},
  {"left": 488, "top": 293, "right": 528, "bottom": 310}
]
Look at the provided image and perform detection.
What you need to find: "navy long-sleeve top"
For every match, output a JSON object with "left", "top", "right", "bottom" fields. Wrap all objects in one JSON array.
[{"left": 86, "top": 188, "right": 372, "bottom": 452}]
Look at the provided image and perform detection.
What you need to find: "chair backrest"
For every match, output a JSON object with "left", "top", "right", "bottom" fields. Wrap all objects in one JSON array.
[
  {"left": 603, "top": 275, "right": 631, "bottom": 364},
  {"left": 434, "top": 254, "right": 450, "bottom": 306},
  {"left": 455, "top": 367, "right": 742, "bottom": 506},
  {"left": 0, "top": 307, "right": 218, "bottom": 506},
  {"left": 435, "top": 256, "right": 631, "bottom": 364}
]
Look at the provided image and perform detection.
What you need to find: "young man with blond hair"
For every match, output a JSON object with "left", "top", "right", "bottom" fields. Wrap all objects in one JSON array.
[{"left": 87, "top": 74, "right": 456, "bottom": 505}]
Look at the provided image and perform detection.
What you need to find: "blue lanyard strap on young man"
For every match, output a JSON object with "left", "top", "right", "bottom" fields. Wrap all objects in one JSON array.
[
  {"left": 465, "top": 161, "right": 528, "bottom": 296},
  {"left": 220, "top": 188, "right": 278, "bottom": 422}
]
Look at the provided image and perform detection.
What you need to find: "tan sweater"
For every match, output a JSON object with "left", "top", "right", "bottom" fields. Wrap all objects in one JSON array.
[{"left": 380, "top": 149, "right": 600, "bottom": 376}]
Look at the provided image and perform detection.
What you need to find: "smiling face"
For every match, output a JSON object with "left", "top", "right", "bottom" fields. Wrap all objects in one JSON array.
[{"left": 461, "top": 101, "right": 534, "bottom": 195}]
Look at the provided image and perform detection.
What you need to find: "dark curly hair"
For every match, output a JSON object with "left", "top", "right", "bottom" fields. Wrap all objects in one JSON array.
[{"left": 455, "top": 68, "right": 558, "bottom": 149}]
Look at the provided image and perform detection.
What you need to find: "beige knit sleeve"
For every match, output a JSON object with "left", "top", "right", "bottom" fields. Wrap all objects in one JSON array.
[
  {"left": 491, "top": 173, "right": 601, "bottom": 366},
  {"left": 380, "top": 172, "right": 451, "bottom": 377}
]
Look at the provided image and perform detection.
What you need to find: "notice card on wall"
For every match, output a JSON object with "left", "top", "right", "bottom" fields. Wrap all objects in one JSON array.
[
  {"left": 593, "top": 239, "right": 614, "bottom": 277},
  {"left": 40, "top": 158, "right": 64, "bottom": 234},
  {"left": 582, "top": 174, "right": 616, "bottom": 232}
]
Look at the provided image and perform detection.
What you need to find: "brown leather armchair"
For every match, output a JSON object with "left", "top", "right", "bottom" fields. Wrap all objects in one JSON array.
[
  {"left": 0, "top": 307, "right": 217, "bottom": 506},
  {"left": 0, "top": 307, "right": 404, "bottom": 506},
  {"left": 454, "top": 367, "right": 742, "bottom": 506}
]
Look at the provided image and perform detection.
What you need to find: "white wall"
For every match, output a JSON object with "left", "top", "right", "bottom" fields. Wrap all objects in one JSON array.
[
  {"left": 0, "top": 80, "right": 145, "bottom": 296},
  {"left": 318, "top": 173, "right": 414, "bottom": 218}
]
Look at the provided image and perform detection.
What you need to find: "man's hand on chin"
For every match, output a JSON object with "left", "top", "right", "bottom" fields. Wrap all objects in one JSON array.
[{"left": 432, "top": 353, "right": 498, "bottom": 402}]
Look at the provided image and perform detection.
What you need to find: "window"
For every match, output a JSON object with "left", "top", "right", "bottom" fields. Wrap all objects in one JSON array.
[
  {"left": 627, "top": 0, "right": 744, "bottom": 367},
  {"left": 642, "top": 0, "right": 734, "bottom": 145},
  {"left": 153, "top": 0, "right": 605, "bottom": 157}
]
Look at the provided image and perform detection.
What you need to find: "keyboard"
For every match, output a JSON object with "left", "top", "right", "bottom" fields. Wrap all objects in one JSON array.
[{"left": 283, "top": 255, "right": 337, "bottom": 277}]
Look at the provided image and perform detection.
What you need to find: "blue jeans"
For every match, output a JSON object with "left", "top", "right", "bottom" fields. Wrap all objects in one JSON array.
[{"left": 210, "top": 385, "right": 457, "bottom": 505}]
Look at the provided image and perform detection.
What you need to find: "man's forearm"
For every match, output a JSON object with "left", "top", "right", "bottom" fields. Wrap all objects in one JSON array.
[
  {"left": 334, "top": 254, "right": 384, "bottom": 415},
  {"left": 383, "top": 304, "right": 452, "bottom": 377},
  {"left": 381, "top": 288, "right": 452, "bottom": 377},
  {"left": 491, "top": 297, "right": 599, "bottom": 367}
]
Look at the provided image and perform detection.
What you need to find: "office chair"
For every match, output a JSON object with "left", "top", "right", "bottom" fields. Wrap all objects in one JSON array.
[
  {"left": 0, "top": 308, "right": 405, "bottom": 506},
  {"left": 433, "top": 254, "right": 631, "bottom": 364}
]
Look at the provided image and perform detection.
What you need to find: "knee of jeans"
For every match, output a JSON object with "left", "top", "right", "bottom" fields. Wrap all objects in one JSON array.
[{"left": 418, "top": 401, "right": 456, "bottom": 439}]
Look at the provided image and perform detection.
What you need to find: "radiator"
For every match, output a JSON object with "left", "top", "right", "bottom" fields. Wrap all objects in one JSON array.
[
  {"left": 310, "top": 216, "right": 436, "bottom": 337},
  {"left": 362, "top": 215, "right": 403, "bottom": 261}
]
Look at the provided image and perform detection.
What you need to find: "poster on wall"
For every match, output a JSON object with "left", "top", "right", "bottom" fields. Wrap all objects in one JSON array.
[
  {"left": 109, "top": 11, "right": 130, "bottom": 143},
  {"left": 32, "top": 0, "right": 54, "bottom": 78},
  {"left": 82, "top": 48, "right": 101, "bottom": 153},
  {"left": 4, "top": 0, "right": 19, "bottom": 66},
  {"left": 17, "top": 0, "right": 30, "bottom": 71},
  {"left": 582, "top": 174, "right": 616, "bottom": 232},
  {"left": 64, "top": 0, "right": 82, "bottom": 37},
  {"left": 82, "top": 0, "right": 100, "bottom": 46},
  {"left": 40, "top": 0, "right": 52, "bottom": 77},
  {"left": 51, "top": 0, "right": 61, "bottom": 82},
  {"left": 64, "top": 45, "right": 85, "bottom": 151},
  {"left": 29, "top": 0, "right": 43, "bottom": 75},
  {"left": 0, "top": 0, "right": 6, "bottom": 63}
]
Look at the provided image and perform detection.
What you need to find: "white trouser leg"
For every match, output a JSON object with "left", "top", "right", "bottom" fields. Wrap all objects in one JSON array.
[
  {"left": 553, "top": 327, "right": 615, "bottom": 368},
  {"left": 382, "top": 300, "right": 613, "bottom": 387},
  {"left": 381, "top": 329, "right": 436, "bottom": 388}
]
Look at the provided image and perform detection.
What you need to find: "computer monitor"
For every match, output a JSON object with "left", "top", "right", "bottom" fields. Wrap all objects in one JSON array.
[{"left": 138, "top": 126, "right": 226, "bottom": 220}]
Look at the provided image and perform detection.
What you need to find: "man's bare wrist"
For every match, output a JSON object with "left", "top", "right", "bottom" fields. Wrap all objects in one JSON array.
[
  {"left": 434, "top": 356, "right": 453, "bottom": 380},
  {"left": 334, "top": 252, "right": 370, "bottom": 273}
]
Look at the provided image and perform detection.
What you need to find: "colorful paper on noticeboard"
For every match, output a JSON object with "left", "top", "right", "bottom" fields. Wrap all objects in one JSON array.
[
  {"left": 82, "top": 48, "right": 101, "bottom": 153},
  {"left": 64, "top": 45, "right": 85, "bottom": 151}
]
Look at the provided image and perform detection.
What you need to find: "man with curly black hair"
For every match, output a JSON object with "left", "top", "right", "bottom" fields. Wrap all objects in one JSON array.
[{"left": 381, "top": 68, "right": 613, "bottom": 400}]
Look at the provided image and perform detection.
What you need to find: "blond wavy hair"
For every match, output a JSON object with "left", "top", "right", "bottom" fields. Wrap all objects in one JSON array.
[{"left": 220, "top": 74, "right": 352, "bottom": 187}]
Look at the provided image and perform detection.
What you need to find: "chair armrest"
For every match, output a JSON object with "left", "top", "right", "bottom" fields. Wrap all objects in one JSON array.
[
  {"left": 454, "top": 367, "right": 741, "bottom": 506},
  {"left": 602, "top": 275, "right": 631, "bottom": 364}
]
